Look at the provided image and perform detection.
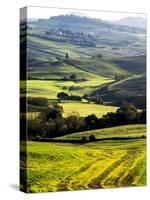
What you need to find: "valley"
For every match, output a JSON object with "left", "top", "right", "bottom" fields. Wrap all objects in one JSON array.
[{"left": 20, "top": 12, "right": 146, "bottom": 192}]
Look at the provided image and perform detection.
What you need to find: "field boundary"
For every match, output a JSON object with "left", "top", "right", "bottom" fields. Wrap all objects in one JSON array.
[{"left": 34, "top": 135, "right": 146, "bottom": 144}]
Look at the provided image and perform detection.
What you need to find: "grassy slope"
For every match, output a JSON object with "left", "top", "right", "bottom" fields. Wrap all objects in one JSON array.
[
  {"left": 56, "top": 124, "right": 146, "bottom": 140},
  {"left": 28, "top": 58, "right": 109, "bottom": 80},
  {"left": 108, "top": 75, "right": 146, "bottom": 96},
  {"left": 92, "top": 75, "right": 146, "bottom": 108},
  {"left": 21, "top": 124, "right": 146, "bottom": 192},
  {"left": 24, "top": 77, "right": 112, "bottom": 99},
  {"left": 26, "top": 36, "right": 119, "bottom": 99},
  {"left": 27, "top": 36, "right": 87, "bottom": 60},
  {"left": 112, "top": 55, "right": 146, "bottom": 75},
  {"left": 26, "top": 33, "right": 146, "bottom": 110},
  {"left": 69, "top": 58, "right": 129, "bottom": 78},
  {"left": 27, "top": 35, "right": 130, "bottom": 79}
]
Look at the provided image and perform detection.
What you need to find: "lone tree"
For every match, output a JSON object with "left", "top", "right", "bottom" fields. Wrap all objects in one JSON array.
[{"left": 66, "top": 53, "right": 69, "bottom": 60}]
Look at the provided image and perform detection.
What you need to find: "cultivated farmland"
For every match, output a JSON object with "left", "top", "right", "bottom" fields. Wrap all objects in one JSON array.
[{"left": 20, "top": 125, "right": 146, "bottom": 192}]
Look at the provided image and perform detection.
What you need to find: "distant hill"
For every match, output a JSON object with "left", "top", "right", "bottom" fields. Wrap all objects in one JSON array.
[
  {"left": 30, "top": 14, "right": 145, "bottom": 34},
  {"left": 28, "top": 14, "right": 146, "bottom": 55},
  {"left": 114, "top": 16, "right": 146, "bottom": 29}
]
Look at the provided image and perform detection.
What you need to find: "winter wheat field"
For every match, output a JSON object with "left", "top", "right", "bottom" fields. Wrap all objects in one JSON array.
[{"left": 20, "top": 6, "right": 146, "bottom": 193}]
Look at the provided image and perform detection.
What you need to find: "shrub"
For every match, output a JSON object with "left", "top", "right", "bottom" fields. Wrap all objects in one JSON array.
[
  {"left": 70, "top": 74, "right": 76, "bottom": 80},
  {"left": 89, "top": 135, "right": 96, "bottom": 142},
  {"left": 142, "top": 135, "right": 146, "bottom": 138},
  {"left": 57, "top": 92, "right": 69, "bottom": 100}
]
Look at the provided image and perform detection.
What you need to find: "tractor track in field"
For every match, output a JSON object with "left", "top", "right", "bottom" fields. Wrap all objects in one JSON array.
[
  {"left": 117, "top": 152, "right": 146, "bottom": 187},
  {"left": 56, "top": 150, "right": 145, "bottom": 190},
  {"left": 87, "top": 150, "right": 135, "bottom": 189},
  {"left": 100, "top": 150, "right": 140, "bottom": 188},
  {"left": 56, "top": 157, "right": 102, "bottom": 190},
  {"left": 57, "top": 151, "right": 121, "bottom": 190}
]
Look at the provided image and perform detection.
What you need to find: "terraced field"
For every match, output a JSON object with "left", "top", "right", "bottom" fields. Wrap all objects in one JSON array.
[{"left": 20, "top": 125, "right": 146, "bottom": 192}]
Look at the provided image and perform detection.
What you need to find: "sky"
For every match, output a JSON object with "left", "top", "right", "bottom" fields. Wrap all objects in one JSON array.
[{"left": 27, "top": 6, "right": 146, "bottom": 22}]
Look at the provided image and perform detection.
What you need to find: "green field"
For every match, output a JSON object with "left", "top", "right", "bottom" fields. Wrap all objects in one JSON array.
[
  {"left": 27, "top": 102, "right": 117, "bottom": 119},
  {"left": 20, "top": 125, "right": 146, "bottom": 192},
  {"left": 22, "top": 77, "right": 113, "bottom": 99},
  {"left": 57, "top": 124, "right": 146, "bottom": 140},
  {"left": 60, "top": 102, "right": 117, "bottom": 117}
]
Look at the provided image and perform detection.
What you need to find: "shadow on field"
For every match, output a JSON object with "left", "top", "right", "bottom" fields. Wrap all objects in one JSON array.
[{"left": 35, "top": 135, "right": 146, "bottom": 144}]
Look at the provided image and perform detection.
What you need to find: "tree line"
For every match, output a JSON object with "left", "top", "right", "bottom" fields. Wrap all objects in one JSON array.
[{"left": 21, "top": 102, "right": 146, "bottom": 140}]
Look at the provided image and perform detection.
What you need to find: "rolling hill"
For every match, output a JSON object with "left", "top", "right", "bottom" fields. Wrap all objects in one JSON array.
[
  {"left": 91, "top": 75, "right": 146, "bottom": 108},
  {"left": 114, "top": 16, "right": 146, "bottom": 29},
  {"left": 112, "top": 55, "right": 146, "bottom": 75},
  {"left": 22, "top": 14, "right": 146, "bottom": 109},
  {"left": 30, "top": 14, "right": 145, "bottom": 34},
  {"left": 55, "top": 124, "right": 146, "bottom": 140}
]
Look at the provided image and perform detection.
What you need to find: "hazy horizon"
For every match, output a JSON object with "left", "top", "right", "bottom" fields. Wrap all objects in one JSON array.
[{"left": 26, "top": 6, "right": 146, "bottom": 22}]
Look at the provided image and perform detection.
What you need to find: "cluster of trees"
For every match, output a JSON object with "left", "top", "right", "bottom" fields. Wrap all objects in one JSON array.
[
  {"left": 24, "top": 102, "right": 146, "bottom": 140},
  {"left": 57, "top": 91, "right": 104, "bottom": 103},
  {"left": 26, "top": 104, "right": 85, "bottom": 140},
  {"left": 31, "top": 26, "right": 96, "bottom": 47},
  {"left": 57, "top": 92, "right": 82, "bottom": 101}
]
